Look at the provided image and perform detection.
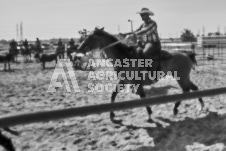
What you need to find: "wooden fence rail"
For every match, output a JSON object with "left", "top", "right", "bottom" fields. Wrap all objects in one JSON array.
[{"left": 0, "top": 87, "right": 226, "bottom": 128}]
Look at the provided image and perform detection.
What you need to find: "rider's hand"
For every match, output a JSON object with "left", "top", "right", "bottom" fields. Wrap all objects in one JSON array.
[
  {"left": 119, "top": 33, "right": 126, "bottom": 37},
  {"left": 126, "top": 33, "right": 137, "bottom": 40}
]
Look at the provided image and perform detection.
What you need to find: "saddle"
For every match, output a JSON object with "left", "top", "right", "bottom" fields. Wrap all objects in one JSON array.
[
  {"left": 129, "top": 46, "right": 172, "bottom": 71},
  {"left": 153, "top": 50, "right": 173, "bottom": 71},
  {"left": 160, "top": 49, "right": 173, "bottom": 60}
]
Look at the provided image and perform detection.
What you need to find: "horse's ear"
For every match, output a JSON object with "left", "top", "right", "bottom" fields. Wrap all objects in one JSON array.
[{"left": 95, "top": 27, "right": 104, "bottom": 31}]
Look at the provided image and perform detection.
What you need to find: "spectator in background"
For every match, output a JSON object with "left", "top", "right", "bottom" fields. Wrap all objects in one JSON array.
[
  {"left": 57, "top": 38, "right": 63, "bottom": 47},
  {"left": 23, "top": 39, "right": 29, "bottom": 49},
  {"left": 68, "top": 38, "right": 75, "bottom": 47},
  {"left": 35, "top": 38, "right": 42, "bottom": 53},
  {"left": 9, "top": 39, "right": 18, "bottom": 50},
  {"left": 9, "top": 39, "right": 18, "bottom": 62}
]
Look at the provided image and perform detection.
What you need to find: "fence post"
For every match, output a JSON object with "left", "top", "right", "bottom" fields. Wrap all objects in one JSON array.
[{"left": 203, "top": 42, "right": 205, "bottom": 68}]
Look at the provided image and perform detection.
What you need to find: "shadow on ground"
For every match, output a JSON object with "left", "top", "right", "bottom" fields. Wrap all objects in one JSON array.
[{"left": 114, "top": 112, "right": 226, "bottom": 151}]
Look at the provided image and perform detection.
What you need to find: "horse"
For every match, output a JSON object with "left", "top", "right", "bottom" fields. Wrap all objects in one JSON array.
[
  {"left": 0, "top": 53, "right": 14, "bottom": 71},
  {"left": 34, "top": 53, "right": 58, "bottom": 69},
  {"left": 0, "top": 127, "right": 20, "bottom": 151},
  {"left": 9, "top": 48, "right": 19, "bottom": 63},
  {"left": 78, "top": 27, "right": 204, "bottom": 122},
  {"left": 20, "top": 46, "right": 32, "bottom": 63}
]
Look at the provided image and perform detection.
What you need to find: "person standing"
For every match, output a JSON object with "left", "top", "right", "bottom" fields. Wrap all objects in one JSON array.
[{"left": 35, "top": 38, "right": 42, "bottom": 53}]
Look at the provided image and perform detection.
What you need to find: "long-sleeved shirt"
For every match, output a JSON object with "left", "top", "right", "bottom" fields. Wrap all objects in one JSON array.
[{"left": 135, "top": 18, "right": 160, "bottom": 43}]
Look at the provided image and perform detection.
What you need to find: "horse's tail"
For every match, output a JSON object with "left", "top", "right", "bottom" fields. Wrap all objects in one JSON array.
[{"left": 180, "top": 50, "right": 197, "bottom": 65}]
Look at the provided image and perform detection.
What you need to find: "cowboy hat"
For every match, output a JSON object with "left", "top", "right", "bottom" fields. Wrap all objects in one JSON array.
[{"left": 136, "top": 8, "right": 154, "bottom": 16}]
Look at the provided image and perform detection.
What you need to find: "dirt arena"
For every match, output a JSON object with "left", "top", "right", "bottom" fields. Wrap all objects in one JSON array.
[{"left": 0, "top": 55, "right": 226, "bottom": 151}]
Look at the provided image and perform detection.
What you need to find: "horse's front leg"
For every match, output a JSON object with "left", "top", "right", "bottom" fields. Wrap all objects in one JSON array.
[
  {"left": 42, "top": 62, "right": 45, "bottom": 69},
  {"left": 110, "top": 80, "right": 124, "bottom": 120},
  {"left": 136, "top": 84, "right": 153, "bottom": 122},
  {"left": 29, "top": 53, "right": 31, "bottom": 62},
  {"left": 4, "top": 62, "right": 6, "bottom": 71},
  {"left": 8, "top": 61, "right": 10, "bottom": 71}
]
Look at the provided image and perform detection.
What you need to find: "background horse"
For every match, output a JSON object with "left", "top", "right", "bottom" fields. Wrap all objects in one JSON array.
[
  {"left": 0, "top": 53, "right": 14, "bottom": 71},
  {"left": 78, "top": 28, "right": 204, "bottom": 123},
  {"left": 20, "top": 46, "right": 32, "bottom": 63},
  {"left": 34, "top": 53, "right": 58, "bottom": 69},
  {"left": 9, "top": 48, "right": 19, "bottom": 63}
]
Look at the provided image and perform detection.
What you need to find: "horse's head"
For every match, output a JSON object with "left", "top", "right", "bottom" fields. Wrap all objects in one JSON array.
[{"left": 77, "top": 27, "right": 106, "bottom": 53}]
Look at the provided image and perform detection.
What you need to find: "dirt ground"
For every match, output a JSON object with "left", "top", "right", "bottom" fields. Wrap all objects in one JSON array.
[{"left": 0, "top": 56, "right": 226, "bottom": 151}]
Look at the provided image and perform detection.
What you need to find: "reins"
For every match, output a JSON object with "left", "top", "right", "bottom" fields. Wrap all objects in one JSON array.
[
  {"left": 100, "top": 32, "right": 135, "bottom": 51},
  {"left": 101, "top": 39, "right": 126, "bottom": 51},
  {"left": 99, "top": 39, "right": 127, "bottom": 59}
]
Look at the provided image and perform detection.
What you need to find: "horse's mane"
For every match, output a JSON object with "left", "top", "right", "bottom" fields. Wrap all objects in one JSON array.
[{"left": 95, "top": 29, "right": 134, "bottom": 59}]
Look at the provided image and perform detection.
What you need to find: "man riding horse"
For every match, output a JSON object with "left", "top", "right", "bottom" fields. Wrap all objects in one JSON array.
[
  {"left": 9, "top": 39, "right": 18, "bottom": 62},
  {"left": 67, "top": 38, "right": 78, "bottom": 60},
  {"left": 23, "top": 39, "right": 29, "bottom": 49},
  {"left": 68, "top": 38, "right": 75, "bottom": 48},
  {"left": 121, "top": 8, "right": 161, "bottom": 72},
  {"left": 22, "top": 39, "right": 31, "bottom": 62}
]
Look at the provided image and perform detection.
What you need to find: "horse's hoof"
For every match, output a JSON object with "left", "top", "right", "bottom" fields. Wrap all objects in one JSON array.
[
  {"left": 174, "top": 109, "right": 178, "bottom": 116},
  {"left": 197, "top": 105, "right": 204, "bottom": 112},
  {"left": 199, "top": 106, "right": 209, "bottom": 114},
  {"left": 110, "top": 112, "right": 115, "bottom": 120},
  {"left": 200, "top": 103, "right": 205, "bottom": 111},
  {"left": 146, "top": 118, "right": 154, "bottom": 123}
]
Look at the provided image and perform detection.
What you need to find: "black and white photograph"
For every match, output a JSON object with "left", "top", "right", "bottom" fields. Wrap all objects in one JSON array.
[{"left": 0, "top": 0, "right": 226, "bottom": 151}]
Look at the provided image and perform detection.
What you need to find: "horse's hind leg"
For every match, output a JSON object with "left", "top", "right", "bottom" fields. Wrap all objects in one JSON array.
[
  {"left": 189, "top": 81, "right": 204, "bottom": 110},
  {"left": 42, "top": 62, "right": 45, "bottom": 69},
  {"left": 136, "top": 85, "right": 153, "bottom": 122},
  {"left": 4, "top": 62, "right": 6, "bottom": 71},
  {"left": 8, "top": 62, "right": 10, "bottom": 71},
  {"left": 110, "top": 80, "right": 124, "bottom": 120},
  {"left": 175, "top": 80, "right": 190, "bottom": 115},
  {"left": 0, "top": 131, "right": 16, "bottom": 151}
]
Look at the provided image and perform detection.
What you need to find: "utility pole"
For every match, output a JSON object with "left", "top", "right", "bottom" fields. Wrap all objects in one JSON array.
[
  {"left": 224, "top": 26, "right": 226, "bottom": 35},
  {"left": 16, "top": 24, "right": 19, "bottom": 41},
  {"left": 202, "top": 26, "right": 205, "bottom": 37},
  {"left": 20, "top": 22, "right": 23, "bottom": 41},
  {"left": 128, "top": 19, "right": 134, "bottom": 32},
  {"left": 217, "top": 25, "right": 220, "bottom": 34}
]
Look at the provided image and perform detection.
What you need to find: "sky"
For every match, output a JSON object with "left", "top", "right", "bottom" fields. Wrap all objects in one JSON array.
[{"left": 1, "top": 0, "right": 226, "bottom": 40}]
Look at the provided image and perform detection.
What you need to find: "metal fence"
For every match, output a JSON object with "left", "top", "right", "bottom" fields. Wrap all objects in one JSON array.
[
  {"left": 0, "top": 87, "right": 226, "bottom": 128},
  {"left": 161, "top": 42, "right": 226, "bottom": 67}
]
